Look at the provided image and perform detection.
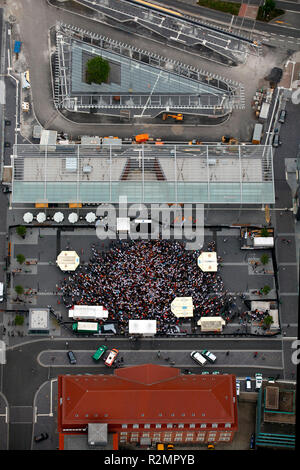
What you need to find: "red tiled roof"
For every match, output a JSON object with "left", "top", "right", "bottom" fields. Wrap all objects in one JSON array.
[{"left": 58, "top": 364, "right": 237, "bottom": 431}]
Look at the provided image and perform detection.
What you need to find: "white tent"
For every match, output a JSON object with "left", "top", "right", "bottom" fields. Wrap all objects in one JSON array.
[
  {"left": 36, "top": 212, "right": 46, "bottom": 223},
  {"left": 85, "top": 212, "right": 96, "bottom": 223},
  {"left": 56, "top": 250, "right": 80, "bottom": 271},
  {"left": 197, "top": 252, "right": 218, "bottom": 272},
  {"left": 117, "top": 217, "right": 130, "bottom": 232},
  {"left": 197, "top": 316, "right": 225, "bottom": 332},
  {"left": 23, "top": 212, "right": 33, "bottom": 223},
  {"left": 53, "top": 212, "right": 64, "bottom": 223},
  {"left": 171, "top": 297, "right": 194, "bottom": 318},
  {"left": 69, "top": 305, "right": 109, "bottom": 320},
  {"left": 129, "top": 320, "right": 157, "bottom": 336},
  {"left": 68, "top": 213, "right": 78, "bottom": 224}
]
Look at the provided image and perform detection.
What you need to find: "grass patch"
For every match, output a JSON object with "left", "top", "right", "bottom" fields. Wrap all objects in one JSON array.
[
  {"left": 197, "top": 0, "right": 241, "bottom": 16},
  {"left": 256, "top": 6, "right": 285, "bottom": 22}
]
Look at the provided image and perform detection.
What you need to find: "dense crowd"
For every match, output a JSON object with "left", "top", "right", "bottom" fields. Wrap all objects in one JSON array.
[{"left": 58, "top": 240, "right": 233, "bottom": 334}]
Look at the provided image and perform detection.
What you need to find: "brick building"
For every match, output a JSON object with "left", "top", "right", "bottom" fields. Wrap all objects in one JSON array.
[{"left": 57, "top": 364, "right": 238, "bottom": 449}]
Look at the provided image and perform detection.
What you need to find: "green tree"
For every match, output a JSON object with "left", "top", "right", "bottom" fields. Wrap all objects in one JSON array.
[
  {"left": 15, "top": 285, "right": 24, "bottom": 296},
  {"left": 16, "top": 226, "right": 27, "bottom": 238},
  {"left": 15, "top": 314, "right": 24, "bottom": 326},
  {"left": 263, "top": 314, "right": 274, "bottom": 329},
  {"left": 260, "top": 227, "right": 269, "bottom": 237},
  {"left": 86, "top": 56, "right": 110, "bottom": 85},
  {"left": 260, "top": 254, "right": 269, "bottom": 265},
  {"left": 261, "top": 285, "right": 271, "bottom": 295},
  {"left": 262, "top": 0, "right": 275, "bottom": 17},
  {"left": 16, "top": 254, "right": 26, "bottom": 265}
]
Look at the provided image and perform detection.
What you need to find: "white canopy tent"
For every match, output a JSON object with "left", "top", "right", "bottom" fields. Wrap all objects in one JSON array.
[
  {"left": 171, "top": 297, "right": 194, "bottom": 318},
  {"left": 197, "top": 316, "right": 225, "bottom": 332},
  {"left": 69, "top": 305, "right": 109, "bottom": 320},
  {"left": 197, "top": 252, "right": 218, "bottom": 272},
  {"left": 117, "top": 217, "right": 130, "bottom": 232},
  {"left": 128, "top": 320, "right": 157, "bottom": 336},
  {"left": 56, "top": 250, "right": 80, "bottom": 271}
]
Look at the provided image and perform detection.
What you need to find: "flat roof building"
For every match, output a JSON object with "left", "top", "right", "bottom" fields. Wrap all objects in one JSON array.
[{"left": 12, "top": 143, "right": 274, "bottom": 205}]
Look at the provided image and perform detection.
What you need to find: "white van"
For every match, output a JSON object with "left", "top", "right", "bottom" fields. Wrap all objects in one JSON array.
[
  {"left": 0, "top": 282, "right": 4, "bottom": 302},
  {"left": 190, "top": 350, "right": 207, "bottom": 366}
]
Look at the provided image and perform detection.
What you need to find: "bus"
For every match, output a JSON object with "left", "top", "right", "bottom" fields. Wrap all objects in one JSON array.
[
  {"left": 69, "top": 305, "right": 108, "bottom": 321},
  {"left": 92, "top": 345, "right": 108, "bottom": 361},
  {"left": 72, "top": 321, "right": 99, "bottom": 334}
]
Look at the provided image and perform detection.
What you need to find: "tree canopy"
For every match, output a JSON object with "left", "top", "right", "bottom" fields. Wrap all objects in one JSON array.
[{"left": 86, "top": 56, "right": 110, "bottom": 85}]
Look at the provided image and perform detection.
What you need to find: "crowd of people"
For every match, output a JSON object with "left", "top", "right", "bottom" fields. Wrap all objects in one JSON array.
[{"left": 58, "top": 240, "right": 233, "bottom": 334}]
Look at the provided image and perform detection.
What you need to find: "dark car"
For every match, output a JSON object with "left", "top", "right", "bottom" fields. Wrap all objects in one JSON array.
[
  {"left": 4, "top": 120, "right": 11, "bottom": 126},
  {"left": 4, "top": 142, "right": 11, "bottom": 148},
  {"left": 34, "top": 432, "right": 49, "bottom": 443},
  {"left": 250, "top": 433, "right": 255, "bottom": 449},
  {"left": 278, "top": 109, "right": 286, "bottom": 124},
  {"left": 272, "top": 130, "right": 281, "bottom": 148},
  {"left": 67, "top": 350, "right": 77, "bottom": 364}
]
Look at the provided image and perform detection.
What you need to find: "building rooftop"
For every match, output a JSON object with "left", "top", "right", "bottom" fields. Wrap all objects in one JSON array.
[
  {"left": 57, "top": 364, "right": 238, "bottom": 431},
  {"left": 12, "top": 143, "right": 274, "bottom": 204}
]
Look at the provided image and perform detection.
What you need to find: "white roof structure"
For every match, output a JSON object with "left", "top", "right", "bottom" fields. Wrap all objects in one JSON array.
[
  {"left": 171, "top": 297, "right": 194, "bottom": 318},
  {"left": 40, "top": 129, "right": 57, "bottom": 151},
  {"left": 117, "top": 217, "right": 130, "bottom": 232},
  {"left": 198, "top": 252, "right": 218, "bottom": 272},
  {"left": 253, "top": 237, "right": 274, "bottom": 247},
  {"left": 56, "top": 251, "right": 80, "bottom": 271},
  {"left": 197, "top": 316, "right": 225, "bottom": 331},
  {"left": 129, "top": 320, "right": 157, "bottom": 335},
  {"left": 69, "top": 305, "right": 109, "bottom": 320},
  {"left": 29, "top": 308, "right": 49, "bottom": 331}
]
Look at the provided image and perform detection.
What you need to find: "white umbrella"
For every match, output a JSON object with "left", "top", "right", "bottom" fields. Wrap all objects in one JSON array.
[
  {"left": 85, "top": 212, "right": 96, "bottom": 223},
  {"left": 68, "top": 212, "right": 78, "bottom": 224},
  {"left": 23, "top": 212, "right": 33, "bottom": 223},
  {"left": 53, "top": 212, "right": 64, "bottom": 223},
  {"left": 36, "top": 212, "right": 46, "bottom": 223}
]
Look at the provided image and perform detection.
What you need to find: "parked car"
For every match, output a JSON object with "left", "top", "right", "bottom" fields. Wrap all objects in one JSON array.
[
  {"left": 201, "top": 349, "right": 217, "bottom": 363},
  {"left": 236, "top": 379, "right": 240, "bottom": 396},
  {"left": 34, "top": 432, "right": 49, "bottom": 443},
  {"left": 212, "top": 371, "right": 220, "bottom": 375},
  {"left": 272, "top": 129, "right": 281, "bottom": 148},
  {"left": 92, "top": 345, "right": 108, "bottom": 361},
  {"left": 245, "top": 376, "right": 252, "bottom": 390},
  {"left": 201, "top": 371, "right": 209, "bottom": 374},
  {"left": 190, "top": 350, "right": 207, "bottom": 366},
  {"left": 4, "top": 120, "right": 11, "bottom": 126},
  {"left": 255, "top": 373, "right": 263, "bottom": 390},
  {"left": 278, "top": 109, "right": 286, "bottom": 123},
  {"left": 268, "top": 376, "right": 276, "bottom": 384},
  {"left": 4, "top": 142, "right": 11, "bottom": 148},
  {"left": 250, "top": 433, "right": 255, "bottom": 449},
  {"left": 67, "top": 350, "right": 77, "bottom": 365},
  {"left": 104, "top": 348, "right": 119, "bottom": 367}
]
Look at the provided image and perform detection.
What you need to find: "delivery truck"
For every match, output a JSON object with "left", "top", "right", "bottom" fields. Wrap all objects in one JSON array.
[{"left": 252, "top": 123, "right": 263, "bottom": 144}]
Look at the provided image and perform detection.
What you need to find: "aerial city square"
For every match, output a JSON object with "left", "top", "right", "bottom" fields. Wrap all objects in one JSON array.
[{"left": 0, "top": 0, "right": 299, "bottom": 455}]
